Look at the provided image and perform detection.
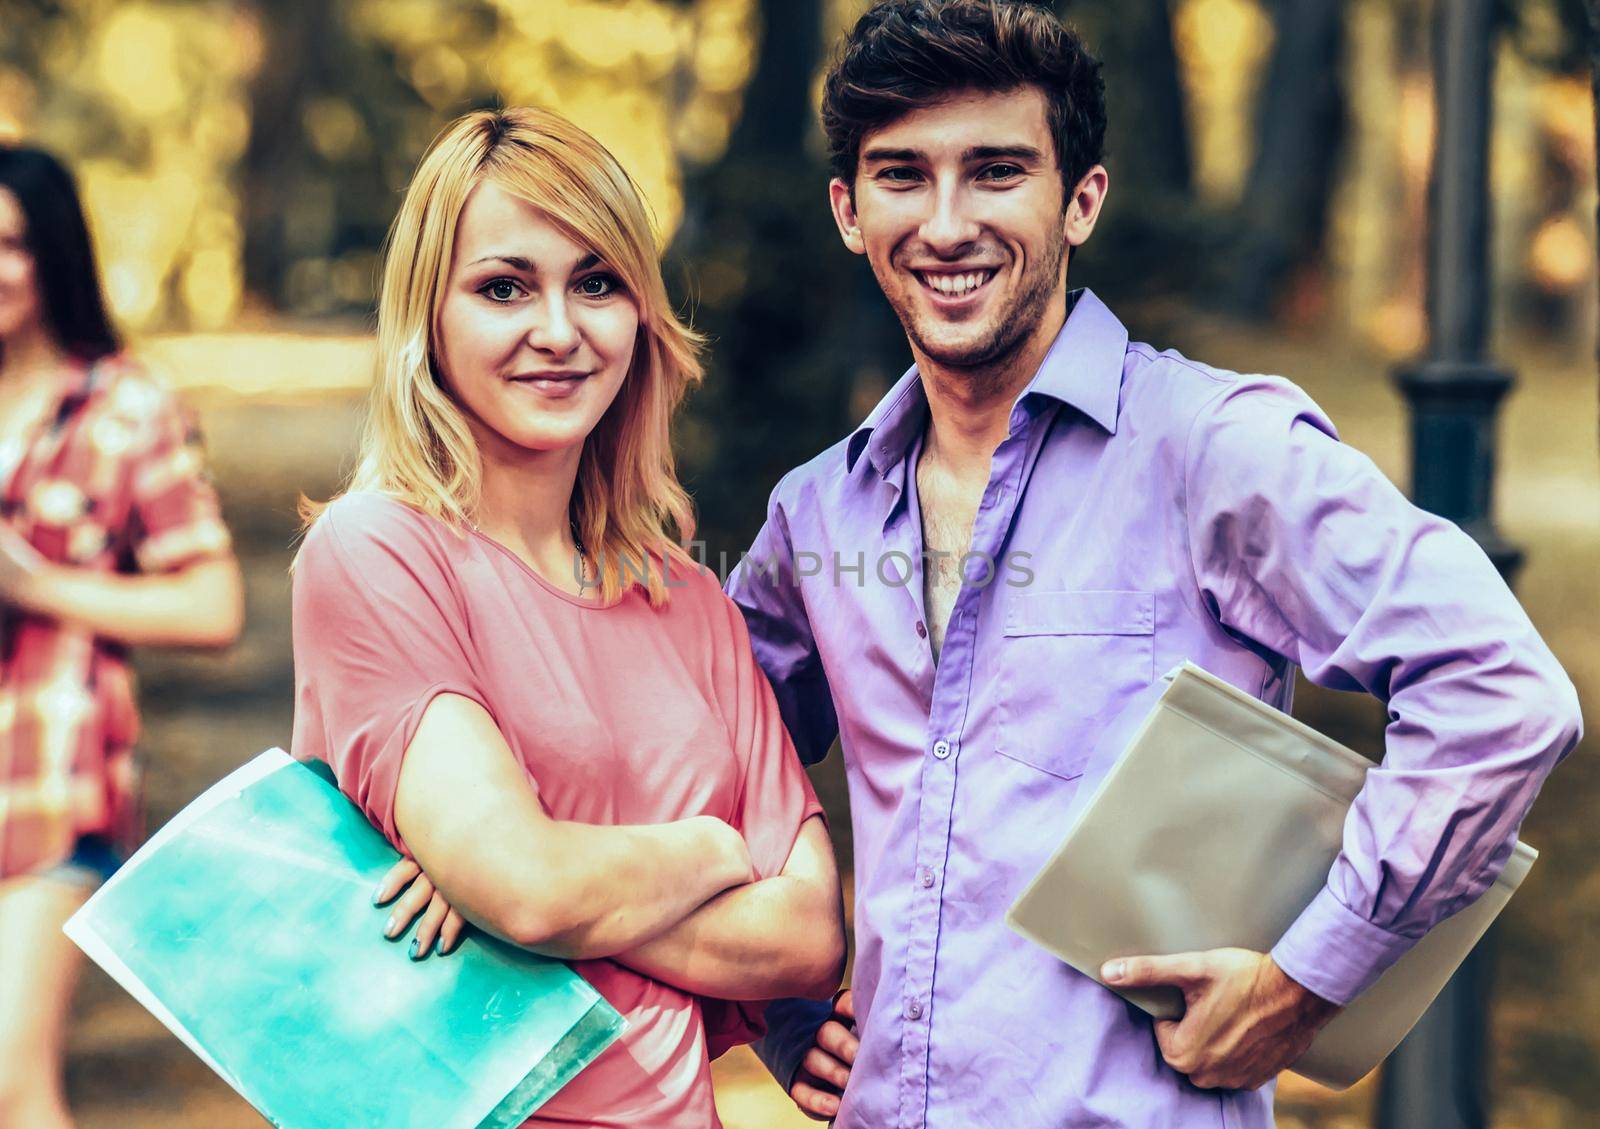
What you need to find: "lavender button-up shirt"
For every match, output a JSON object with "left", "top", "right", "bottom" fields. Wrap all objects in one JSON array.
[{"left": 726, "top": 289, "right": 1580, "bottom": 1128}]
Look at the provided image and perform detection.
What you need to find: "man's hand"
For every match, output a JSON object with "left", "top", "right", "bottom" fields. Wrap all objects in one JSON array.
[
  {"left": 790, "top": 989, "right": 856, "bottom": 1121},
  {"left": 1102, "top": 948, "right": 1340, "bottom": 1090}
]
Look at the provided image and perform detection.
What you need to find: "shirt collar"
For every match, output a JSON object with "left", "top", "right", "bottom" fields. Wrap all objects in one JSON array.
[{"left": 845, "top": 288, "right": 1130, "bottom": 477}]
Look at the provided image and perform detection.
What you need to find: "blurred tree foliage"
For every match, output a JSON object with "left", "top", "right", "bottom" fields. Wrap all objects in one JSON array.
[{"left": 5, "top": 0, "right": 1593, "bottom": 535}]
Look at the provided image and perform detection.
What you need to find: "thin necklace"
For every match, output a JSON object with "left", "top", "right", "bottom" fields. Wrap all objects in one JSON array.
[{"left": 466, "top": 513, "right": 587, "bottom": 564}]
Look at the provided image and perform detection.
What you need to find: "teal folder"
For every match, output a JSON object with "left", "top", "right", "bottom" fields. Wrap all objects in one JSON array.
[{"left": 64, "top": 749, "right": 624, "bottom": 1128}]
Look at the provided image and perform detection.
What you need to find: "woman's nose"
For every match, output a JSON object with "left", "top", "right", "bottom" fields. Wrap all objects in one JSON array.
[{"left": 526, "top": 294, "right": 580, "bottom": 358}]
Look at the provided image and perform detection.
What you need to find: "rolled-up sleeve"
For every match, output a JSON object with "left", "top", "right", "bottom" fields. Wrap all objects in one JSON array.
[{"left": 1183, "top": 376, "right": 1582, "bottom": 1006}]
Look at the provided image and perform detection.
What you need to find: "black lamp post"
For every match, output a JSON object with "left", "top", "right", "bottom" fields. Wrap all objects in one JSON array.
[{"left": 1377, "top": 1, "right": 1520, "bottom": 1126}]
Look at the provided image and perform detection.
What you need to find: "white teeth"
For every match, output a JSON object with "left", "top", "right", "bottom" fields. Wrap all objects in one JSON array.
[{"left": 919, "top": 269, "right": 992, "bottom": 298}]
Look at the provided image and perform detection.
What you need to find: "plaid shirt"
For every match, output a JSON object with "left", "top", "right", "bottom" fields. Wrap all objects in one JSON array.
[{"left": 0, "top": 355, "right": 232, "bottom": 880}]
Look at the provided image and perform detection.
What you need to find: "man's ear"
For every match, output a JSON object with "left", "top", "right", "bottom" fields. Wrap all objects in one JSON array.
[
  {"left": 829, "top": 177, "right": 867, "bottom": 255},
  {"left": 1064, "top": 164, "right": 1109, "bottom": 251}
]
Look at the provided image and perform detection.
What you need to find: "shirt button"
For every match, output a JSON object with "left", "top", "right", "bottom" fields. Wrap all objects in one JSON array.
[
  {"left": 905, "top": 998, "right": 924, "bottom": 1021},
  {"left": 915, "top": 620, "right": 928, "bottom": 639},
  {"left": 917, "top": 867, "right": 935, "bottom": 888},
  {"left": 932, "top": 740, "right": 951, "bottom": 760}
]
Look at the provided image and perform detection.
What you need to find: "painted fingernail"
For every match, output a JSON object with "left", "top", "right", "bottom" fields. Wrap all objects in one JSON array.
[
  {"left": 385, "top": 915, "right": 398, "bottom": 937},
  {"left": 409, "top": 937, "right": 420, "bottom": 959}
]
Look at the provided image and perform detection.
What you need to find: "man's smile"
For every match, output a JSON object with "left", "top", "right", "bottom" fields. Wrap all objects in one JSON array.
[{"left": 911, "top": 266, "right": 999, "bottom": 306}]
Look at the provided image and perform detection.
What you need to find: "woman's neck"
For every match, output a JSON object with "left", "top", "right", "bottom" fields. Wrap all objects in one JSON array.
[
  {"left": 0, "top": 325, "right": 69, "bottom": 389},
  {"left": 472, "top": 429, "right": 587, "bottom": 586}
]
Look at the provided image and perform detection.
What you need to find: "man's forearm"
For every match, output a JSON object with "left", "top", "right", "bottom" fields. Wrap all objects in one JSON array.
[{"left": 613, "top": 872, "right": 845, "bottom": 1000}]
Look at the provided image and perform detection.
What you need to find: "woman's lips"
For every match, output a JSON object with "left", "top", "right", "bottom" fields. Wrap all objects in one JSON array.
[{"left": 508, "top": 372, "right": 589, "bottom": 399}]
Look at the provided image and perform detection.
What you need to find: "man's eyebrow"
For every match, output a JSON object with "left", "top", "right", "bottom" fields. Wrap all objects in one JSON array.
[
  {"left": 963, "top": 145, "right": 1046, "bottom": 163},
  {"left": 860, "top": 147, "right": 924, "bottom": 164},
  {"left": 859, "top": 144, "right": 1047, "bottom": 165}
]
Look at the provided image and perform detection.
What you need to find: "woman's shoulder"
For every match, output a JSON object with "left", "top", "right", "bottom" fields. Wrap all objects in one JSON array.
[
  {"left": 86, "top": 354, "right": 177, "bottom": 418},
  {"left": 303, "top": 492, "right": 463, "bottom": 569},
  {"left": 72, "top": 350, "right": 178, "bottom": 428},
  {"left": 654, "top": 552, "right": 743, "bottom": 626}
]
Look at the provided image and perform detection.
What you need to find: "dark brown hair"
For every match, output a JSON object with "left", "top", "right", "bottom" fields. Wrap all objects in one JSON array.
[
  {"left": 0, "top": 146, "right": 119, "bottom": 362},
  {"left": 821, "top": 0, "right": 1106, "bottom": 194}
]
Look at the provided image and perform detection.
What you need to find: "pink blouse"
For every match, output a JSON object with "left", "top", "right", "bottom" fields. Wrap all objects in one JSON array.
[{"left": 290, "top": 492, "right": 822, "bottom": 1128}]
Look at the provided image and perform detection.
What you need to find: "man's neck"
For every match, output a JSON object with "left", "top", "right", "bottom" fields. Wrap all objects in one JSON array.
[{"left": 914, "top": 301, "right": 1067, "bottom": 476}]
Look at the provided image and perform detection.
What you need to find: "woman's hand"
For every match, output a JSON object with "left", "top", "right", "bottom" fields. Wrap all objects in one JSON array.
[
  {"left": 373, "top": 857, "right": 468, "bottom": 960},
  {"left": 0, "top": 524, "right": 50, "bottom": 610}
]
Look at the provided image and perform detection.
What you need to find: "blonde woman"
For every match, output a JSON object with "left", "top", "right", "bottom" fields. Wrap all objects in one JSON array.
[{"left": 289, "top": 108, "right": 845, "bottom": 1127}]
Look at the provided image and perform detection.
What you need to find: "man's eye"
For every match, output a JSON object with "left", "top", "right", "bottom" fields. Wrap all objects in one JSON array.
[
  {"left": 576, "top": 273, "right": 620, "bottom": 299},
  {"left": 480, "top": 279, "right": 521, "bottom": 303},
  {"left": 980, "top": 164, "right": 1024, "bottom": 181},
  {"left": 877, "top": 167, "right": 922, "bottom": 184}
]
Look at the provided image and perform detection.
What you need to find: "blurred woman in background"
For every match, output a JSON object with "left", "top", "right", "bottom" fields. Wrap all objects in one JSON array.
[
  {"left": 0, "top": 146, "right": 243, "bottom": 1129},
  {"left": 291, "top": 107, "right": 844, "bottom": 1127}
]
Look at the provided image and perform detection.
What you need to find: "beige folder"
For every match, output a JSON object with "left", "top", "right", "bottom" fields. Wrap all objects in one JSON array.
[{"left": 1005, "top": 661, "right": 1537, "bottom": 1091}]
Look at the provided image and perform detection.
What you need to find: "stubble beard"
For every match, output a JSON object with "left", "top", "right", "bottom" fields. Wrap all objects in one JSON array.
[{"left": 878, "top": 236, "right": 1067, "bottom": 397}]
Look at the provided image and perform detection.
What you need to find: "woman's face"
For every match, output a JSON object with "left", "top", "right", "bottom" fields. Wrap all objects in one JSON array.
[
  {"left": 435, "top": 181, "right": 639, "bottom": 465},
  {"left": 0, "top": 187, "right": 43, "bottom": 343}
]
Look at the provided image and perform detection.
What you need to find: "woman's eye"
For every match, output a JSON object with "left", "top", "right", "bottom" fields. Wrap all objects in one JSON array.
[
  {"left": 576, "top": 274, "right": 619, "bottom": 299},
  {"left": 480, "top": 279, "right": 521, "bottom": 303}
]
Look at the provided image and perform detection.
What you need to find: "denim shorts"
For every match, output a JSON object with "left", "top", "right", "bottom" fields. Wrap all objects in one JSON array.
[{"left": 38, "top": 835, "right": 125, "bottom": 889}]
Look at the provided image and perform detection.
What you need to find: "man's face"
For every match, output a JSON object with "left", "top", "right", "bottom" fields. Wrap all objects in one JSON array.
[{"left": 831, "top": 86, "right": 1100, "bottom": 372}]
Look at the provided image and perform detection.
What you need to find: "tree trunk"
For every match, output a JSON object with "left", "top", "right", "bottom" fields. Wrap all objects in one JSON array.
[
  {"left": 1057, "top": 0, "right": 1198, "bottom": 302},
  {"left": 672, "top": 0, "right": 884, "bottom": 548},
  {"left": 1226, "top": 0, "right": 1348, "bottom": 318},
  {"left": 1586, "top": 1, "right": 1600, "bottom": 410},
  {"left": 1061, "top": 0, "right": 1191, "bottom": 196},
  {"left": 239, "top": 0, "right": 337, "bottom": 308}
]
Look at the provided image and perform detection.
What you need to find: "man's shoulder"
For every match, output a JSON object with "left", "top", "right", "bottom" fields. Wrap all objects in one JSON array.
[
  {"left": 766, "top": 433, "right": 862, "bottom": 515},
  {"left": 1120, "top": 342, "right": 1335, "bottom": 442}
]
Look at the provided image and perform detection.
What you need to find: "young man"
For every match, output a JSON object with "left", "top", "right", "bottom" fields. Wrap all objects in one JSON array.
[{"left": 724, "top": 2, "right": 1582, "bottom": 1126}]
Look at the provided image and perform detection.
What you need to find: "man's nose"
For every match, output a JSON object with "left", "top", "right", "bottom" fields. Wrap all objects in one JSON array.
[{"left": 919, "top": 181, "right": 981, "bottom": 256}]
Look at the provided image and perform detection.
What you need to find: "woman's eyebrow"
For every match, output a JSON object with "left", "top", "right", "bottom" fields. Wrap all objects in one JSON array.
[
  {"left": 465, "top": 252, "right": 604, "bottom": 272},
  {"left": 469, "top": 254, "right": 535, "bottom": 270}
]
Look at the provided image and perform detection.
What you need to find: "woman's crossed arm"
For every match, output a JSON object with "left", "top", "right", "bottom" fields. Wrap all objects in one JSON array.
[{"left": 391, "top": 692, "right": 755, "bottom": 961}]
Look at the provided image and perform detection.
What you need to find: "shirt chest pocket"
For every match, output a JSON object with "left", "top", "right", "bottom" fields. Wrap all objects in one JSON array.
[{"left": 993, "top": 590, "right": 1155, "bottom": 781}]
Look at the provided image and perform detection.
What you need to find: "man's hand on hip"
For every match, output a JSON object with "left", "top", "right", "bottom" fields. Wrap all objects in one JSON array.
[
  {"left": 790, "top": 989, "right": 857, "bottom": 1120},
  {"left": 1101, "top": 948, "right": 1340, "bottom": 1091}
]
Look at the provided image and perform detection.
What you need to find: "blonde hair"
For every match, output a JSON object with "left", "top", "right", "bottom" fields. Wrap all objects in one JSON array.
[{"left": 303, "top": 107, "right": 703, "bottom": 606}]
